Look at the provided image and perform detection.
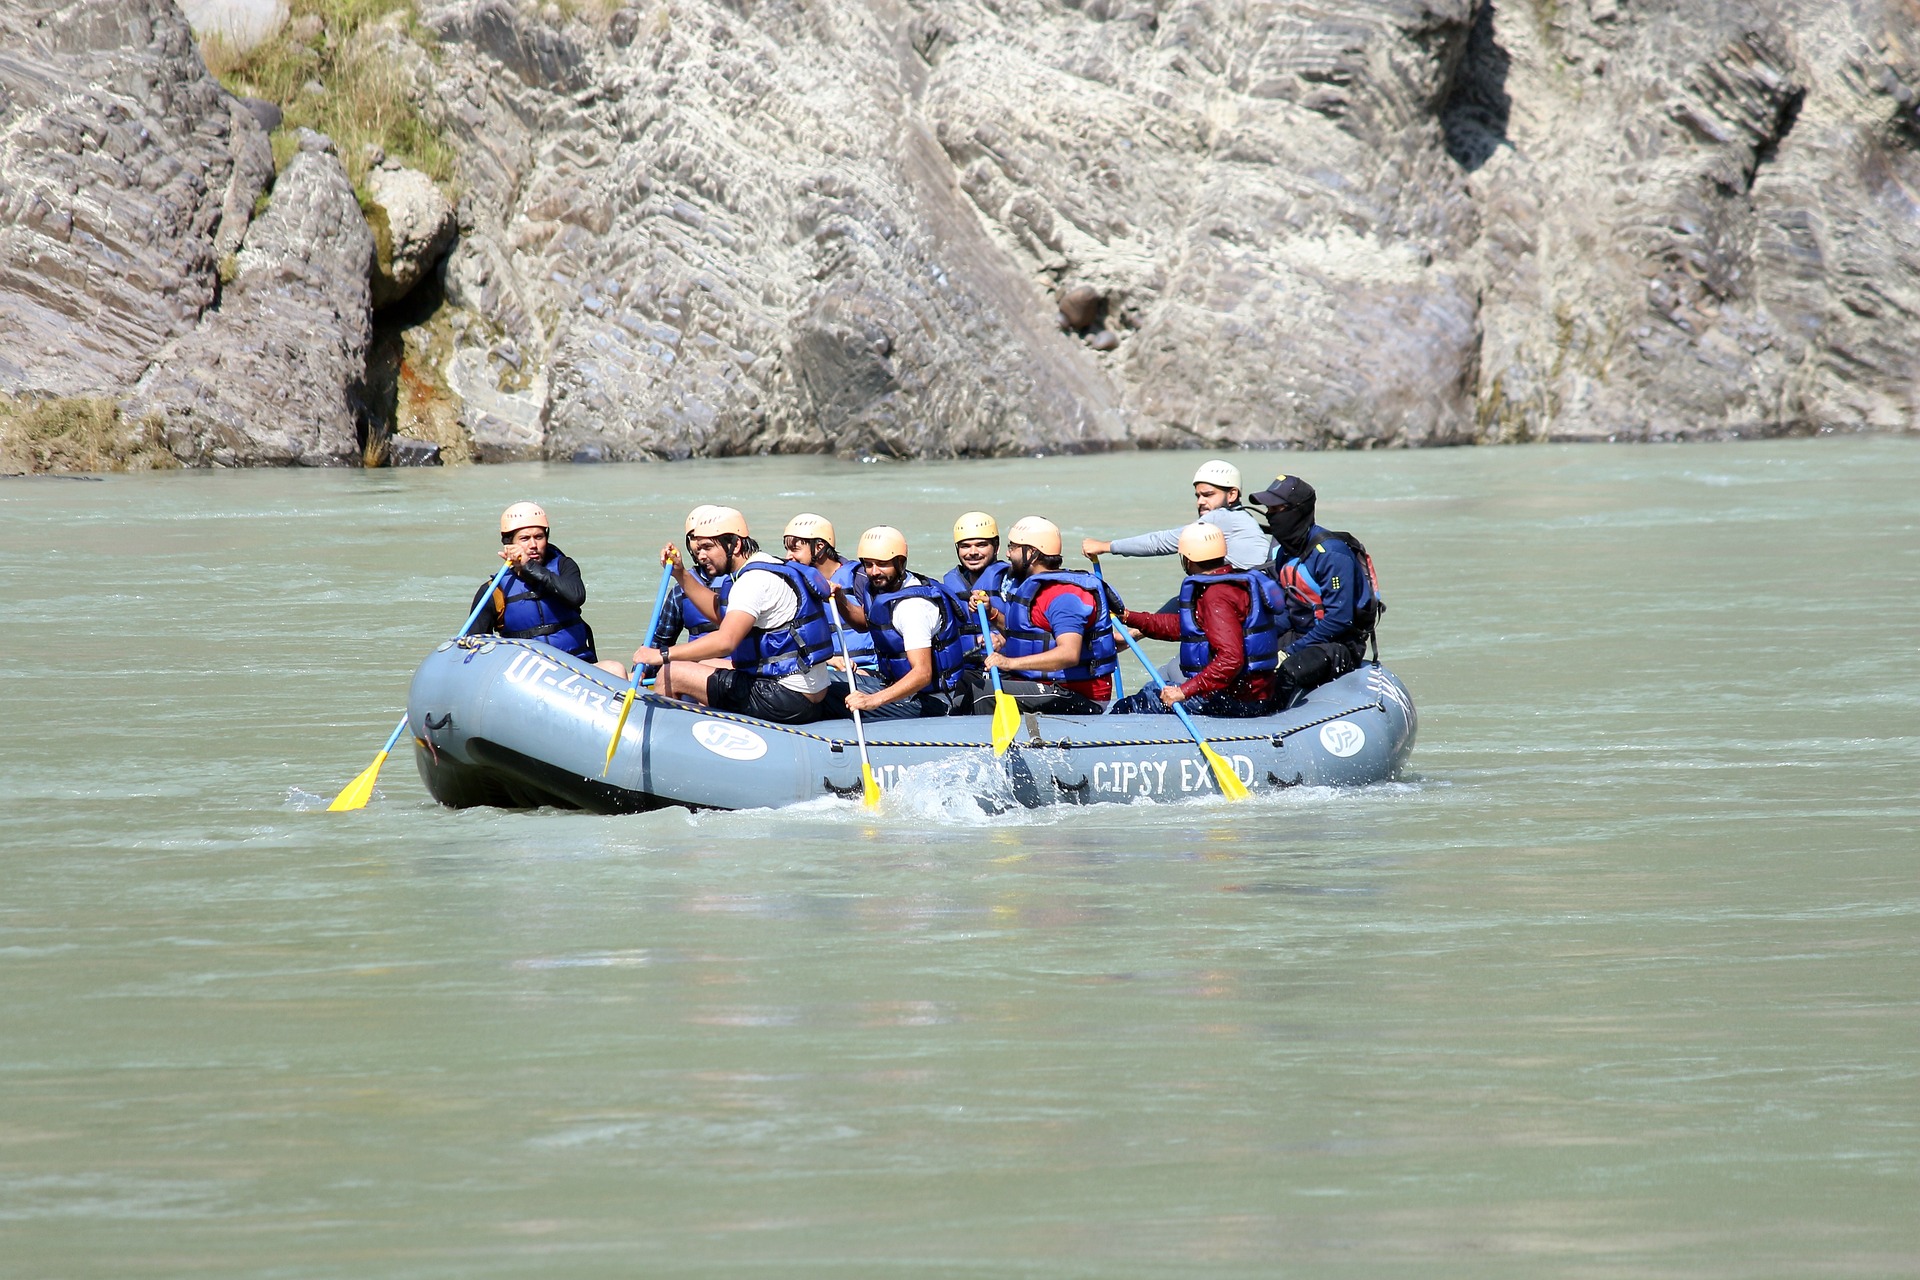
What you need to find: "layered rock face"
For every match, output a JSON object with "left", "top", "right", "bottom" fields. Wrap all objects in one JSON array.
[
  {"left": 2, "top": 0, "right": 1917, "bottom": 467},
  {"left": 0, "top": 0, "right": 371, "bottom": 464},
  {"left": 1463, "top": 1, "right": 1920, "bottom": 439},
  {"left": 389, "top": 0, "right": 1920, "bottom": 456}
]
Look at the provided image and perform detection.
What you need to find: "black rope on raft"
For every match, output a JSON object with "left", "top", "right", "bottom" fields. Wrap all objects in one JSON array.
[{"left": 458, "top": 638, "right": 1379, "bottom": 752}]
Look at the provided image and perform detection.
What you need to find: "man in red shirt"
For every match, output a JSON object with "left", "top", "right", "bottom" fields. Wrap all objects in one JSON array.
[{"left": 1109, "top": 524, "right": 1280, "bottom": 717}]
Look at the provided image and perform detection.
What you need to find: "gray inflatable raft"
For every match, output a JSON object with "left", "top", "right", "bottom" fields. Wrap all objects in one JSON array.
[{"left": 407, "top": 636, "right": 1418, "bottom": 812}]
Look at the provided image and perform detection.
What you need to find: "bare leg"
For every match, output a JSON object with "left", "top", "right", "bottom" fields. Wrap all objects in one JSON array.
[
  {"left": 594, "top": 659, "right": 628, "bottom": 679},
  {"left": 658, "top": 660, "right": 716, "bottom": 705}
]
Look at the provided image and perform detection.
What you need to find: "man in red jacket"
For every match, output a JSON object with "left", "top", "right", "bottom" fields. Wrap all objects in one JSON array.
[{"left": 1108, "top": 524, "right": 1280, "bottom": 717}]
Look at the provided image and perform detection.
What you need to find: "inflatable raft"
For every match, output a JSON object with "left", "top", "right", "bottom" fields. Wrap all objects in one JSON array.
[{"left": 407, "top": 636, "right": 1417, "bottom": 813}]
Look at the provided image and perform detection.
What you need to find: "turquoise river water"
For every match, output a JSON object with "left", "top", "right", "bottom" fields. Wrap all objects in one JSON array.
[{"left": 3, "top": 438, "right": 1917, "bottom": 1277}]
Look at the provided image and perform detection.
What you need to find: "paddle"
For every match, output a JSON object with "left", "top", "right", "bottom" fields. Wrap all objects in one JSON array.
[
  {"left": 1109, "top": 621, "right": 1251, "bottom": 801},
  {"left": 826, "top": 597, "right": 881, "bottom": 808},
  {"left": 1091, "top": 555, "right": 1123, "bottom": 704},
  {"left": 329, "top": 562, "right": 512, "bottom": 812},
  {"left": 601, "top": 563, "right": 676, "bottom": 777},
  {"left": 975, "top": 600, "right": 1020, "bottom": 757}
]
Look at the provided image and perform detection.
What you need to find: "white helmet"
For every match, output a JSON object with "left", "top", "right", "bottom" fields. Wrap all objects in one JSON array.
[
  {"left": 1176, "top": 522, "right": 1227, "bottom": 562},
  {"left": 1192, "top": 459, "right": 1241, "bottom": 491}
]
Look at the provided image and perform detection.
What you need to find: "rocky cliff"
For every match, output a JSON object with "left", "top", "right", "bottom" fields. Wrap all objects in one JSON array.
[{"left": 2, "top": 0, "right": 1917, "bottom": 467}]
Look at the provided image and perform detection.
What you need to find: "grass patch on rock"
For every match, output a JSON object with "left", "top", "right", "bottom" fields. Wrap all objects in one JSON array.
[
  {"left": 0, "top": 396, "right": 180, "bottom": 474},
  {"left": 202, "top": 0, "right": 455, "bottom": 199}
]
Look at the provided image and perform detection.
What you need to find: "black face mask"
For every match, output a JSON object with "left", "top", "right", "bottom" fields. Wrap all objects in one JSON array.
[{"left": 1266, "top": 503, "right": 1315, "bottom": 556}]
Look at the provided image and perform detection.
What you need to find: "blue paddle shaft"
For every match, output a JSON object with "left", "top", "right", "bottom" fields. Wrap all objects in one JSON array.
[
  {"left": 975, "top": 601, "right": 1005, "bottom": 695},
  {"left": 627, "top": 564, "right": 677, "bottom": 693},
  {"left": 379, "top": 714, "right": 408, "bottom": 754},
  {"left": 458, "top": 564, "right": 515, "bottom": 638},
  {"left": 1112, "top": 620, "right": 1217, "bottom": 756}
]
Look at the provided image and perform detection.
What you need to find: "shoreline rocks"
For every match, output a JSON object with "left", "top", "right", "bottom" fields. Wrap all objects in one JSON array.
[{"left": 1, "top": 0, "right": 1916, "bottom": 469}]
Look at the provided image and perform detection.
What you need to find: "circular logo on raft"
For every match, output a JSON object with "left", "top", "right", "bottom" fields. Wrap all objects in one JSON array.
[
  {"left": 1318, "top": 720, "right": 1366, "bottom": 757},
  {"left": 692, "top": 720, "right": 769, "bottom": 761}
]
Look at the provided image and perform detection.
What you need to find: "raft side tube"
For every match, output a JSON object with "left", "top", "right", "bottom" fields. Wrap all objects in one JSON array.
[{"left": 409, "top": 637, "right": 1416, "bottom": 813}]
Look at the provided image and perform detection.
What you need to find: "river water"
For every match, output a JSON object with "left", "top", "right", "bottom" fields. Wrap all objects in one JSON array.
[{"left": 4, "top": 438, "right": 1917, "bottom": 1276}]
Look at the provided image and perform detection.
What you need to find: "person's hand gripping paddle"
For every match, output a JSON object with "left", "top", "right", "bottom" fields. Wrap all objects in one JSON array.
[
  {"left": 602, "top": 563, "right": 676, "bottom": 777},
  {"left": 975, "top": 600, "right": 1020, "bottom": 757},
  {"left": 329, "top": 562, "right": 513, "bottom": 812},
  {"left": 1109, "top": 621, "right": 1251, "bottom": 802}
]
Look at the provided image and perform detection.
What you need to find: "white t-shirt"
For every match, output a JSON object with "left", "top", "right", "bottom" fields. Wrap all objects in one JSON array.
[
  {"left": 889, "top": 575, "right": 941, "bottom": 653},
  {"left": 723, "top": 553, "right": 835, "bottom": 695}
]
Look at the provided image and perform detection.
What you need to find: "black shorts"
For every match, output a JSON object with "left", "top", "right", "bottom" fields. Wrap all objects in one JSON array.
[{"left": 705, "top": 668, "right": 829, "bottom": 725}]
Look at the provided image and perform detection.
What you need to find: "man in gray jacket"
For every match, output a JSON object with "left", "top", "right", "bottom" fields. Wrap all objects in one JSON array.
[{"left": 1081, "top": 459, "right": 1273, "bottom": 570}]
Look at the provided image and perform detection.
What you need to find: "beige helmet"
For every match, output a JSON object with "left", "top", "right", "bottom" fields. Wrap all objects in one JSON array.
[
  {"left": 684, "top": 503, "right": 718, "bottom": 535},
  {"left": 1192, "top": 459, "right": 1241, "bottom": 492},
  {"left": 857, "top": 526, "right": 909, "bottom": 561},
  {"left": 952, "top": 511, "right": 999, "bottom": 542},
  {"left": 1177, "top": 521, "right": 1228, "bottom": 562},
  {"left": 689, "top": 506, "right": 750, "bottom": 540},
  {"left": 500, "top": 502, "right": 549, "bottom": 535},
  {"left": 1005, "top": 515, "right": 1063, "bottom": 557},
  {"left": 783, "top": 512, "right": 835, "bottom": 543}
]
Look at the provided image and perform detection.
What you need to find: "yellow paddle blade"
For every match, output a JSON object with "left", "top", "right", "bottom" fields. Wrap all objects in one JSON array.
[
  {"left": 327, "top": 750, "right": 389, "bottom": 812},
  {"left": 601, "top": 685, "right": 638, "bottom": 777},
  {"left": 1200, "top": 742, "right": 1251, "bottom": 801},
  {"left": 991, "top": 690, "right": 1021, "bottom": 757},
  {"left": 861, "top": 763, "right": 881, "bottom": 809}
]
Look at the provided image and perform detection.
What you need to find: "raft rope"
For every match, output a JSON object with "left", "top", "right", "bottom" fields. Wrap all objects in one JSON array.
[{"left": 460, "top": 637, "right": 1384, "bottom": 752}]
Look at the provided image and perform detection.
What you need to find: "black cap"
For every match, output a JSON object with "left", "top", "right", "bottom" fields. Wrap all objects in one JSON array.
[{"left": 1249, "top": 474, "right": 1315, "bottom": 509}]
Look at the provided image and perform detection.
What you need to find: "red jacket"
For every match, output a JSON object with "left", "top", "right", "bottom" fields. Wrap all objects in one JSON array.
[{"left": 1123, "top": 571, "right": 1276, "bottom": 702}]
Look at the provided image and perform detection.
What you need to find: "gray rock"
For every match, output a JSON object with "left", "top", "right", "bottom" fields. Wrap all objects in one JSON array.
[
  {"left": 127, "top": 143, "right": 375, "bottom": 466},
  {"left": 238, "top": 95, "right": 283, "bottom": 134},
  {"left": 0, "top": 0, "right": 270, "bottom": 399},
  {"left": 386, "top": 435, "right": 443, "bottom": 466},
  {"left": 366, "top": 165, "right": 456, "bottom": 309},
  {"left": 4, "top": 0, "right": 1918, "bottom": 466},
  {"left": 466, "top": 407, "right": 543, "bottom": 463}
]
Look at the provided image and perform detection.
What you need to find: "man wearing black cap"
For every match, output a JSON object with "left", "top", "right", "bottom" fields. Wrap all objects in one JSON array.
[{"left": 1247, "top": 473, "right": 1384, "bottom": 705}]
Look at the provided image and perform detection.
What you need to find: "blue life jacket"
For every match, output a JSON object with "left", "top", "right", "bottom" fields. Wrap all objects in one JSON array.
[
  {"left": 1267, "top": 526, "right": 1383, "bottom": 655},
  {"left": 942, "top": 559, "right": 1009, "bottom": 599},
  {"left": 497, "top": 551, "right": 595, "bottom": 661},
  {"left": 1176, "top": 571, "right": 1282, "bottom": 678},
  {"left": 682, "top": 573, "right": 727, "bottom": 637},
  {"left": 999, "top": 569, "right": 1121, "bottom": 684},
  {"left": 716, "top": 559, "right": 837, "bottom": 678},
  {"left": 828, "top": 561, "right": 876, "bottom": 668},
  {"left": 858, "top": 572, "right": 971, "bottom": 692}
]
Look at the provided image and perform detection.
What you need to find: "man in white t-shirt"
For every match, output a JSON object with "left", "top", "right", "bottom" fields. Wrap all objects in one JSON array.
[
  {"left": 629, "top": 507, "right": 841, "bottom": 725},
  {"left": 830, "top": 527, "right": 970, "bottom": 720}
]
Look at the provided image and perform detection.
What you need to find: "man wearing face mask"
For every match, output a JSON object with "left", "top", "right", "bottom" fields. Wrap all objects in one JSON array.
[
  {"left": 1249, "top": 474, "right": 1385, "bottom": 705},
  {"left": 1080, "top": 460, "right": 1272, "bottom": 571}
]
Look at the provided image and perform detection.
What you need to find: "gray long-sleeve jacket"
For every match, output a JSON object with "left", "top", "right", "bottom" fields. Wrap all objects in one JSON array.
[{"left": 1108, "top": 504, "right": 1274, "bottom": 569}]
